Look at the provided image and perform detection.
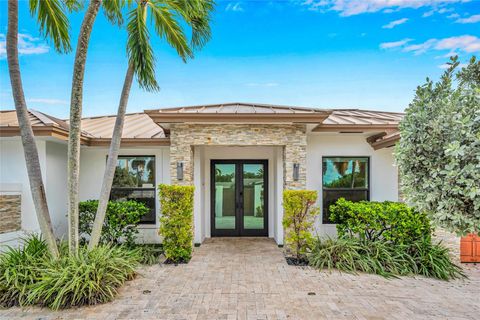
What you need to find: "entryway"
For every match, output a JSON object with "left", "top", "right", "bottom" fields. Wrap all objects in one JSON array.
[{"left": 211, "top": 160, "right": 268, "bottom": 236}]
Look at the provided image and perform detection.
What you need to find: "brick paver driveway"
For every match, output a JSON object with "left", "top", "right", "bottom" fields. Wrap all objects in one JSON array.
[{"left": 1, "top": 237, "right": 479, "bottom": 320}]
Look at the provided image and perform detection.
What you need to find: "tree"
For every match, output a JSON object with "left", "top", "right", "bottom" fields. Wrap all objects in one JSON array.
[
  {"left": 6, "top": 0, "right": 75, "bottom": 258},
  {"left": 88, "top": 0, "right": 214, "bottom": 249},
  {"left": 395, "top": 56, "right": 480, "bottom": 236},
  {"left": 66, "top": 0, "right": 127, "bottom": 255}
]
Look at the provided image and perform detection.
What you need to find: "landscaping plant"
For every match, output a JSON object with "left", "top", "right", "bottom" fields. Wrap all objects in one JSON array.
[
  {"left": 282, "top": 190, "right": 320, "bottom": 263},
  {"left": 0, "top": 234, "right": 48, "bottom": 307},
  {"left": 79, "top": 200, "right": 148, "bottom": 246},
  {"left": 158, "top": 184, "right": 194, "bottom": 263},
  {"left": 308, "top": 237, "right": 465, "bottom": 280},
  {"left": 395, "top": 56, "right": 480, "bottom": 236},
  {"left": 0, "top": 235, "right": 140, "bottom": 310},
  {"left": 329, "top": 198, "right": 431, "bottom": 244}
]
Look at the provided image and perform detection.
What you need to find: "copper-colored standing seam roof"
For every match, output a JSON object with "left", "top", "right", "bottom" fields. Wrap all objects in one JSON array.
[
  {"left": 369, "top": 131, "right": 401, "bottom": 150},
  {"left": 148, "top": 102, "right": 329, "bottom": 114}
]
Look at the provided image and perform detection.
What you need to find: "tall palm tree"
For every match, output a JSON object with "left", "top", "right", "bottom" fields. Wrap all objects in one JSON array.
[
  {"left": 6, "top": 0, "right": 75, "bottom": 258},
  {"left": 88, "top": 0, "right": 214, "bottom": 249},
  {"left": 66, "top": 0, "right": 129, "bottom": 255}
]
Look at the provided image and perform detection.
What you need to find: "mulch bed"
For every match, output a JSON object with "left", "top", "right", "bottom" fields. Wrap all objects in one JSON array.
[{"left": 285, "top": 256, "right": 309, "bottom": 266}]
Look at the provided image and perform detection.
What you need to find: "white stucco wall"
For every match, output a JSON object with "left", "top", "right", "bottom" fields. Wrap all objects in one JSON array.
[
  {"left": 306, "top": 133, "right": 399, "bottom": 237},
  {"left": 0, "top": 139, "right": 46, "bottom": 247},
  {"left": 45, "top": 141, "right": 68, "bottom": 239},
  {"left": 78, "top": 146, "right": 170, "bottom": 244}
]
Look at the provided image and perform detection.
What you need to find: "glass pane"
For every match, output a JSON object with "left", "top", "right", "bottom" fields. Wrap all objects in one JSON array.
[
  {"left": 322, "top": 157, "right": 368, "bottom": 189},
  {"left": 243, "top": 164, "right": 265, "bottom": 230},
  {"left": 113, "top": 156, "right": 155, "bottom": 188},
  {"left": 322, "top": 190, "right": 368, "bottom": 224},
  {"left": 214, "top": 164, "right": 236, "bottom": 229},
  {"left": 110, "top": 188, "right": 156, "bottom": 224}
]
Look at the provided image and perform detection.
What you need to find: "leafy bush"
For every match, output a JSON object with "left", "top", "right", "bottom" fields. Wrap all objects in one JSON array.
[
  {"left": 308, "top": 237, "right": 464, "bottom": 280},
  {"left": 282, "top": 190, "right": 319, "bottom": 261},
  {"left": 395, "top": 56, "right": 480, "bottom": 235},
  {"left": 0, "top": 235, "right": 140, "bottom": 310},
  {"left": 0, "top": 234, "right": 48, "bottom": 307},
  {"left": 158, "top": 184, "right": 194, "bottom": 263},
  {"left": 133, "top": 244, "right": 164, "bottom": 265},
  {"left": 79, "top": 200, "right": 149, "bottom": 246},
  {"left": 329, "top": 198, "right": 432, "bottom": 245},
  {"left": 28, "top": 244, "right": 139, "bottom": 310}
]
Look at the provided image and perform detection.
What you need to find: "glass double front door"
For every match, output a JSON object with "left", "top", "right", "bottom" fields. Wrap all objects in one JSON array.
[{"left": 211, "top": 160, "right": 268, "bottom": 236}]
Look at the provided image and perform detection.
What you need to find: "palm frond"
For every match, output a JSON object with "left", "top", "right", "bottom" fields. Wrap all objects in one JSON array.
[
  {"left": 63, "top": 0, "right": 85, "bottom": 12},
  {"left": 126, "top": 5, "right": 159, "bottom": 91},
  {"left": 147, "top": 0, "right": 193, "bottom": 62},
  {"left": 102, "top": 0, "right": 128, "bottom": 26},
  {"left": 165, "top": 0, "right": 214, "bottom": 50},
  {"left": 29, "top": 0, "right": 71, "bottom": 53}
]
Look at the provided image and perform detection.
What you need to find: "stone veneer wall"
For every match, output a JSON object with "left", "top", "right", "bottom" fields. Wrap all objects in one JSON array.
[
  {"left": 0, "top": 194, "right": 21, "bottom": 234},
  {"left": 169, "top": 124, "right": 307, "bottom": 189}
]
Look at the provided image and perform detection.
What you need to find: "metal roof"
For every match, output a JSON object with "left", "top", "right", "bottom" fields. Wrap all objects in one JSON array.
[{"left": 148, "top": 102, "right": 329, "bottom": 114}]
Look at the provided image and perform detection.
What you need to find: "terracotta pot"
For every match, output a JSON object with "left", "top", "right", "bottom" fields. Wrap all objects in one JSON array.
[{"left": 460, "top": 233, "right": 480, "bottom": 263}]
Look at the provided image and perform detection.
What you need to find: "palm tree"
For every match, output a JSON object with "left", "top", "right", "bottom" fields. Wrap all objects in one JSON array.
[
  {"left": 88, "top": 0, "right": 214, "bottom": 249},
  {"left": 6, "top": 0, "right": 75, "bottom": 258},
  {"left": 66, "top": 0, "right": 128, "bottom": 255}
]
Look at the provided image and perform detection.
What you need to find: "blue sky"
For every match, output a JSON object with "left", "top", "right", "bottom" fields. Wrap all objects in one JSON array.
[{"left": 0, "top": 0, "right": 479, "bottom": 118}]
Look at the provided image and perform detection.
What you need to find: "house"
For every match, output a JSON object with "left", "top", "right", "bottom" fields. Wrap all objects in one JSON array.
[{"left": 0, "top": 103, "right": 402, "bottom": 247}]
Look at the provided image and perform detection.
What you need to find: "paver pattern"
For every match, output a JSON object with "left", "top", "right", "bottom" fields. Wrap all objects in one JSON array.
[{"left": 1, "top": 236, "right": 478, "bottom": 320}]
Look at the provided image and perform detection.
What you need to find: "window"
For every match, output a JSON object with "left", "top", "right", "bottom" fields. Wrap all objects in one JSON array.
[
  {"left": 322, "top": 157, "right": 369, "bottom": 224},
  {"left": 110, "top": 156, "right": 156, "bottom": 224}
]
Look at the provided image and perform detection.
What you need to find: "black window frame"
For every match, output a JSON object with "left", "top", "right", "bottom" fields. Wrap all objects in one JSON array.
[
  {"left": 321, "top": 156, "right": 370, "bottom": 224},
  {"left": 109, "top": 155, "right": 156, "bottom": 225}
]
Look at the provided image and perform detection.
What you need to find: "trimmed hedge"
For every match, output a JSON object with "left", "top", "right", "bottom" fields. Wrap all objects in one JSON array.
[
  {"left": 158, "top": 184, "right": 194, "bottom": 263},
  {"left": 282, "top": 190, "right": 320, "bottom": 261},
  {"left": 79, "top": 200, "right": 149, "bottom": 247},
  {"left": 329, "top": 198, "right": 431, "bottom": 244}
]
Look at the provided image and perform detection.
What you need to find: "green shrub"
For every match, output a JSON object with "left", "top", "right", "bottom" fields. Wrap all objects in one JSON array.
[
  {"left": 158, "top": 184, "right": 194, "bottom": 263},
  {"left": 0, "top": 234, "right": 48, "bottom": 307},
  {"left": 28, "top": 244, "right": 139, "bottom": 310},
  {"left": 282, "top": 190, "right": 320, "bottom": 261},
  {"left": 0, "top": 236, "right": 140, "bottom": 310},
  {"left": 133, "top": 244, "right": 164, "bottom": 265},
  {"left": 329, "top": 198, "right": 432, "bottom": 244},
  {"left": 79, "top": 200, "right": 149, "bottom": 246},
  {"left": 308, "top": 237, "right": 464, "bottom": 280}
]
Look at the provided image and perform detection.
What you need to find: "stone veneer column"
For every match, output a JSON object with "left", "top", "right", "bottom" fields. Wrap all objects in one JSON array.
[
  {"left": 0, "top": 194, "right": 22, "bottom": 234},
  {"left": 168, "top": 123, "right": 307, "bottom": 189}
]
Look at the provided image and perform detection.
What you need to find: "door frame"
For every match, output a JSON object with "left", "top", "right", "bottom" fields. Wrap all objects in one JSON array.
[{"left": 210, "top": 159, "right": 269, "bottom": 237}]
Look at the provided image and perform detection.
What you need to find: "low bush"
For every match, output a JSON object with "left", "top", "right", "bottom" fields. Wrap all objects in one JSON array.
[
  {"left": 308, "top": 237, "right": 464, "bottom": 280},
  {"left": 282, "top": 190, "right": 320, "bottom": 262},
  {"left": 329, "top": 198, "right": 432, "bottom": 245},
  {"left": 158, "top": 184, "right": 194, "bottom": 263},
  {"left": 133, "top": 244, "right": 164, "bottom": 265},
  {"left": 79, "top": 200, "right": 149, "bottom": 246},
  {"left": 0, "top": 234, "right": 48, "bottom": 307},
  {"left": 0, "top": 235, "right": 140, "bottom": 310}
]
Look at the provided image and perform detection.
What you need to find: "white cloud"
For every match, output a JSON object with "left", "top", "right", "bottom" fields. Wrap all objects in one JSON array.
[
  {"left": 456, "top": 14, "right": 480, "bottom": 23},
  {"left": 379, "top": 38, "right": 412, "bottom": 49},
  {"left": 403, "top": 39, "right": 438, "bottom": 54},
  {"left": 226, "top": 2, "right": 244, "bottom": 12},
  {"left": 245, "top": 82, "right": 279, "bottom": 87},
  {"left": 382, "top": 18, "right": 408, "bottom": 29},
  {"left": 422, "top": 10, "right": 435, "bottom": 17},
  {"left": 302, "top": 0, "right": 469, "bottom": 16},
  {"left": 0, "top": 33, "right": 49, "bottom": 58},
  {"left": 438, "top": 62, "right": 467, "bottom": 69},
  {"left": 447, "top": 13, "right": 460, "bottom": 19},
  {"left": 382, "top": 35, "right": 480, "bottom": 55},
  {"left": 27, "top": 98, "right": 68, "bottom": 105}
]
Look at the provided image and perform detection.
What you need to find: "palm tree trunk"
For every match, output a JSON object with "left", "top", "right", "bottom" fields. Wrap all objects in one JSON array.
[
  {"left": 88, "top": 64, "right": 135, "bottom": 249},
  {"left": 67, "top": 0, "right": 102, "bottom": 255},
  {"left": 6, "top": 0, "right": 59, "bottom": 258}
]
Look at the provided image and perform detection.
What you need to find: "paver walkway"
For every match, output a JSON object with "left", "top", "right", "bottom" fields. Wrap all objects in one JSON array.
[{"left": 1, "top": 237, "right": 479, "bottom": 320}]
